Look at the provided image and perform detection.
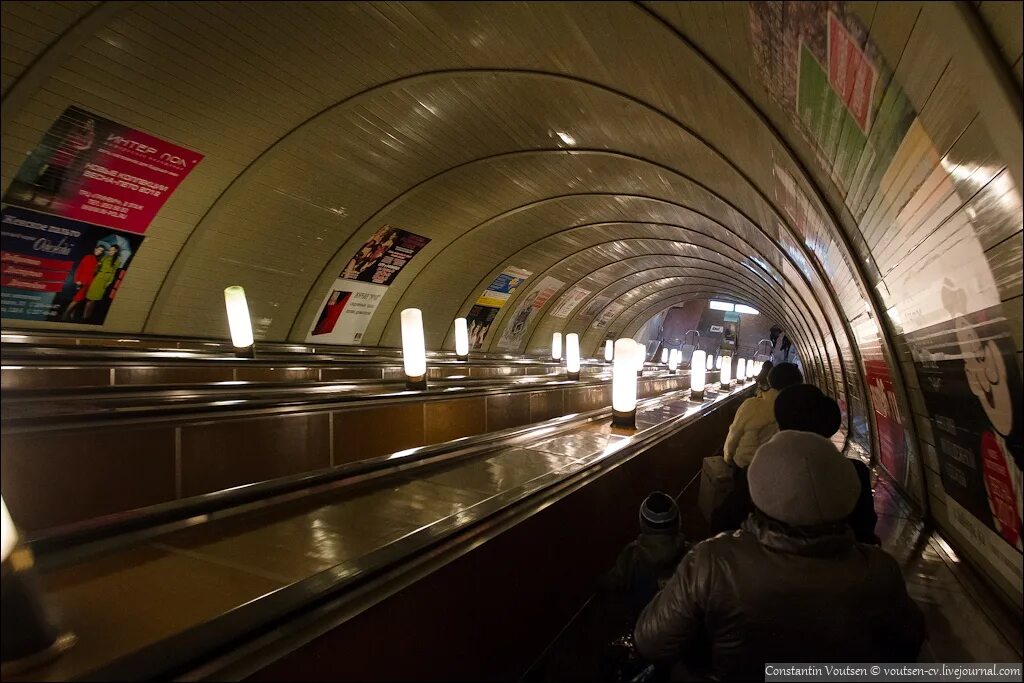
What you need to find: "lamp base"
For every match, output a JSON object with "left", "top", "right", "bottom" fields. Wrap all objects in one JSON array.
[
  {"left": 567, "top": 371, "right": 580, "bottom": 381},
  {"left": 405, "top": 375, "right": 427, "bottom": 390},
  {"left": 456, "top": 354, "right": 468, "bottom": 362},
  {"left": 691, "top": 388, "right": 705, "bottom": 401},
  {"left": 611, "top": 408, "right": 637, "bottom": 430},
  {"left": 234, "top": 345, "right": 255, "bottom": 359}
]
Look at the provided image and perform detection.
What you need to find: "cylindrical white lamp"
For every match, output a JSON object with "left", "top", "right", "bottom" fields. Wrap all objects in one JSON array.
[
  {"left": 612, "top": 338, "right": 638, "bottom": 429},
  {"left": 720, "top": 356, "right": 732, "bottom": 387},
  {"left": 604, "top": 339, "right": 613, "bottom": 363},
  {"left": 661, "top": 347, "right": 669, "bottom": 364},
  {"left": 454, "top": 317, "right": 469, "bottom": 361},
  {"left": 224, "top": 286, "right": 255, "bottom": 358},
  {"left": 565, "top": 333, "right": 581, "bottom": 380},
  {"left": 715, "top": 355, "right": 722, "bottom": 370},
  {"left": 401, "top": 308, "right": 427, "bottom": 389},
  {"left": 551, "top": 332, "right": 562, "bottom": 361},
  {"left": 691, "top": 349, "right": 707, "bottom": 400},
  {"left": 1, "top": 496, "right": 76, "bottom": 672},
  {"left": 737, "top": 358, "right": 746, "bottom": 382},
  {"left": 668, "top": 348, "right": 679, "bottom": 373},
  {"left": 706, "top": 353, "right": 714, "bottom": 371}
]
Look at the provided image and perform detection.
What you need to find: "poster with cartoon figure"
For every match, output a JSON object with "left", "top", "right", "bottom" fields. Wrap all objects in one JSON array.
[{"left": 907, "top": 287, "right": 1023, "bottom": 552}]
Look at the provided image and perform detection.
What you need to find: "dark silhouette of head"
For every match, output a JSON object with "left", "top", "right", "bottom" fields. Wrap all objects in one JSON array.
[
  {"left": 774, "top": 383, "right": 842, "bottom": 438},
  {"left": 767, "top": 362, "right": 802, "bottom": 390}
]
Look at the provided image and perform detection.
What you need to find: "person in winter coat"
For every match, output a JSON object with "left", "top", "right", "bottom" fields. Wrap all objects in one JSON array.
[
  {"left": 774, "top": 383, "right": 880, "bottom": 545},
  {"left": 709, "top": 363, "right": 803, "bottom": 534},
  {"left": 634, "top": 431, "right": 925, "bottom": 681}
]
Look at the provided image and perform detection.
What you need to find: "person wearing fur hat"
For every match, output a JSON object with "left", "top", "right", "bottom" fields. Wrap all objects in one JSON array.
[{"left": 635, "top": 432, "right": 924, "bottom": 681}]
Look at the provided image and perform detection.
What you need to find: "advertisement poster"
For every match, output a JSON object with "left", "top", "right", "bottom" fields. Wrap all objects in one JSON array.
[
  {"left": 496, "top": 275, "right": 564, "bottom": 350},
  {"left": 1, "top": 207, "right": 144, "bottom": 324},
  {"left": 307, "top": 280, "right": 386, "bottom": 345},
  {"left": 749, "top": 3, "right": 915, "bottom": 197},
  {"left": 593, "top": 301, "right": 626, "bottom": 329},
  {"left": 864, "top": 358, "right": 910, "bottom": 490},
  {"left": 339, "top": 224, "right": 430, "bottom": 286},
  {"left": 907, "top": 299, "right": 1023, "bottom": 551},
  {"left": 465, "top": 266, "right": 531, "bottom": 350},
  {"left": 576, "top": 294, "right": 612, "bottom": 325},
  {"left": 549, "top": 285, "right": 591, "bottom": 319},
  {"left": 3, "top": 106, "right": 203, "bottom": 234}
]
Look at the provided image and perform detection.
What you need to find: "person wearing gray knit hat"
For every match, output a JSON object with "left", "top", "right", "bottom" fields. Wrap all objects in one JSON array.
[
  {"left": 747, "top": 430, "right": 860, "bottom": 526},
  {"left": 635, "top": 434, "right": 924, "bottom": 681}
]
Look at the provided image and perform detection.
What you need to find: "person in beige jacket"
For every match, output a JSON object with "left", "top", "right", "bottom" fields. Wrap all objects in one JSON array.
[{"left": 723, "top": 362, "right": 803, "bottom": 467}]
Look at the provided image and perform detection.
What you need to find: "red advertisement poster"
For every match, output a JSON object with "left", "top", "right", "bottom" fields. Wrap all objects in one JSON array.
[
  {"left": 826, "top": 12, "right": 876, "bottom": 133},
  {"left": 864, "top": 359, "right": 909, "bottom": 488},
  {"left": 340, "top": 225, "right": 430, "bottom": 286},
  {"left": 3, "top": 106, "right": 203, "bottom": 235}
]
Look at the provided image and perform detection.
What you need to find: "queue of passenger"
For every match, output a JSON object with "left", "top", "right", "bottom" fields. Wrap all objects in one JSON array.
[{"left": 593, "top": 364, "right": 924, "bottom": 681}]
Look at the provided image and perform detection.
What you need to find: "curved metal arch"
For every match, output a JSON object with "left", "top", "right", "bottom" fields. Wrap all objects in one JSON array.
[
  {"left": 481, "top": 240, "right": 831, "bottom": 383},
  {"left": 483, "top": 243, "right": 816, "bottom": 364}
]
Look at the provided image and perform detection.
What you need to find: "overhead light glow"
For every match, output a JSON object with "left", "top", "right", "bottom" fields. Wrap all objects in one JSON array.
[
  {"left": 709, "top": 300, "right": 734, "bottom": 312},
  {"left": 735, "top": 304, "right": 760, "bottom": 315},
  {"left": 556, "top": 131, "right": 576, "bottom": 145}
]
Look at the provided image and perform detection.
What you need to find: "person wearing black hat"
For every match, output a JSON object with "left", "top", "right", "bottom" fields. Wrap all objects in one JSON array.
[
  {"left": 601, "top": 492, "right": 690, "bottom": 613},
  {"left": 774, "top": 383, "right": 880, "bottom": 544},
  {"left": 635, "top": 432, "right": 924, "bottom": 681}
]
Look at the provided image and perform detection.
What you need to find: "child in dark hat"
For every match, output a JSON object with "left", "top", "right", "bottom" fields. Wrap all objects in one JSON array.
[{"left": 774, "top": 384, "right": 880, "bottom": 545}]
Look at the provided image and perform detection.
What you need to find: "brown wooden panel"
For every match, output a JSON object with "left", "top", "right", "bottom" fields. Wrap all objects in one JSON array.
[
  {"left": 424, "top": 397, "right": 486, "bottom": 444},
  {"left": 233, "top": 367, "right": 319, "bottom": 382},
  {"left": 332, "top": 403, "right": 425, "bottom": 465},
  {"left": 180, "top": 413, "right": 330, "bottom": 497},
  {"left": 320, "top": 367, "right": 384, "bottom": 381},
  {"left": 0, "top": 426, "right": 176, "bottom": 533},
  {"left": 113, "top": 366, "right": 235, "bottom": 385},
  {"left": 565, "top": 386, "right": 607, "bottom": 413},
  {"left": 0, "top": 367, "right": 111, "bottom": 389},
  {"left": 529, "top": 389, "right": 565, "bottom": 423},
  {"left": 485, "top": 393, "right": 532, "bottom": 431}
]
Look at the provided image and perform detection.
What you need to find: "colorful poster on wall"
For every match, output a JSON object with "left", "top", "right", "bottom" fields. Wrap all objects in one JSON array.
[
  {"left": 864, "top": 358, "right": 910, "bottom": 489},
  {"left": 465, "top": 266, "right": 531, "bottom": 349},
  {"left": 593, "top": 301, "right": 626, "bottom": 329},
  {"left": 307, "top": 225, "right": 430, "bottom": 345},
  {"left": 496, "top": 275, "right": 564, "bottom": 350},
  {"left": 749, "top": 3, "right": 915, "bottom": 198},
  {"left": 339, "top": 225, "right": 430, "bottom": 286},
  {"left": 307, "top": 280, "right": 386, "bottom": 345},
  {"left": 3, "top": 106, "right": 203, "bottom": 234},
  {"left": 906, "top": 298, "right": 1023, "bottom": 552},
  {"left": 1, "top": 207, "right": 144, "bottom": 324},
  {"left": 549, "top": 285, "right": 591, "bottom": 319}
]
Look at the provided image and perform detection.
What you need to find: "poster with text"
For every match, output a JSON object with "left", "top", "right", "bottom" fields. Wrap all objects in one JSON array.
[
  {"left": 549, "top": 285, "right": 591, "bottom": 319},
  {"left": 593, "top": 301, "right": 626, "bottom": 329},
  {"left": 1, "top": 207, "right": 144, "bottom": 324},
  {"left": 907, "top": 300, "right": 1023, "bottom": 551},
  {"left": 307, "top": 280, "right": 386, "bottom": 345},
  {"left": 576, "top": 294, "right": 612, "bottom": 325},
  {"left": 3, "top": 106, "right": 203, "bottom": 234},
  {"left": 496, "top": 275, "right": 564, "bottom": 350},
  {"left": 340, "top": 225, "right": 430, "bottom": 286},
  {"left": 864, "top": 358, "right": 910, "bottom": 490},
  {"left": 465, "top": 266, "right": 531, "bottom": 349}
]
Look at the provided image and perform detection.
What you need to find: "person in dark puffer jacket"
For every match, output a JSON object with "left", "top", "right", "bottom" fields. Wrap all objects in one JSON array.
[{"left": 634, "top": 431, "right": 924, "bottom": 681}]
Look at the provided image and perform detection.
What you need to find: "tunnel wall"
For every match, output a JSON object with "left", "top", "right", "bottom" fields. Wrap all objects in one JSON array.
[{"left": 1, "top": 1, "right": 1020, "bottom": 607}]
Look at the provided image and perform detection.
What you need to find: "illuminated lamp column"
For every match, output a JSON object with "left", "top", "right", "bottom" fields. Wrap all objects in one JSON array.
[
  {"left": 551, "top": 332, "right": 562, "bottom": 362},
  {"left": 660, "top": 347, "right": 669, "bottom": 364},
  {"left": 223, "top": 286, "right": 255, "bottom": 358},
  {"left": 737, "top": 358, "right": 747, "bottom": 383},
  {"left": 611, "top": 338, "right": 638, "bottom": 429},
  {"left": 565, "top": 333, "right": 581, "bottom": 381},
  {"left": 454, "top": 317, "right": 469, "bottom": 362},
  {"left": 401, "top": 308, "right": 427, "bottom": 390},
  {"left": 690, "top": 349, "right": 707, "bottom": 400},
  {"left": 720, "top": 355, "right": 732, "bottom": 388},
  {"left": 706, "top": 353, "right": 715, "bottom": 371},
  {"left": 604, "top": 339, "right": 614, "bottom": 363},
  {"left": 634, "top": 340, "right": 645, "bottom": 376},
  {"left": 668, "top": 348, "right": 680, "bottom": 373},
  {"left": 715, "top": 355, "right": 722, "bottom": 370},
  {"left": 1, "top": 497, "right": 75, "bottom": 674}
]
